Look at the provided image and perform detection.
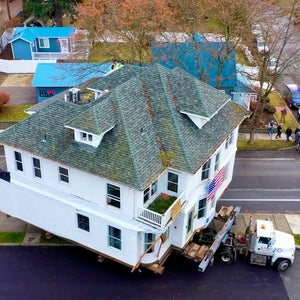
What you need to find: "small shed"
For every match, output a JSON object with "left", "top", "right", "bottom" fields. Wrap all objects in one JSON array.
[{"left": 32, "top": 63, "right": 112, "bottom": 102}]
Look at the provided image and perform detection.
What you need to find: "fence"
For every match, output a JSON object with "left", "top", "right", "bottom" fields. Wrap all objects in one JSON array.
[{"left": 0, "top": 59, "right": 56, "bottom": 73}]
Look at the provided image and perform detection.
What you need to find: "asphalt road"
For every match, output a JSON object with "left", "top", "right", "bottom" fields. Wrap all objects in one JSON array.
[
  {"left": 0, "top": 246, "right": 289, "bottom": 300},
  {"left": 220, "top": 150, "right": 300, "bottom": 213}
]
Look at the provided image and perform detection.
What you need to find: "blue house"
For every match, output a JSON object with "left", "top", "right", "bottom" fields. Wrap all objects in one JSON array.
[
  {"left": 152, "top": 33, "right": 255, "bottom": 109},
  {"left": 9, "top": 27, "right": 77, "bottom": 60},
  {"left": 32, "top": 63, "right": 112, "bottom": 102}
]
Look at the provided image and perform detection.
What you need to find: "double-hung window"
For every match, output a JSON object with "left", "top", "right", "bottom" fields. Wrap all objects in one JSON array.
[
  {"left": 59, "top": 166, "right": 69, "bottom": 183},
  {"left": 107, "top": 184, "right": 121, "bottom": 208},
  {"left": 201, "top": 159, "right": 210, "bottom": 181},
  {"left": 144, "top": 233, "right": 155, "bottom": 253},
  {"left": 108, "top": 226, "right": 121, "bottom": 250},
  {"left": 143, "top": 187, "right": 150, "bottom": 204},
  {"left": 214, "top": 152, "right": 220, "bottom": 172},
  {"left": 225, "top": 133, "right": 234, "bottom": 149},
  {"left": 33, "top": 158, "right": 41, "bottom": 178},
  {"left": 197, "top": 198, "right": 206, "bottom": 219},
  {"left": 77, "top": 214, "right": 90, "bottom": 232},
  {"left": 143, "top": 180, "right": 158, "bottom": 204},
  {"left": 38, "top": 38, "right": 49, "bottom": 48},
  {"left": 167, "top": 172, "right": 178, "bottom": 193},
  {"left": 14, "top": 151, "right": 23, "bottom": 171}
]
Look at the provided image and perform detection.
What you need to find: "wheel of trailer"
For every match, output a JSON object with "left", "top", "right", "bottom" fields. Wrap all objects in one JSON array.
[
  {"left": 275, "top": 259, "right": 291, "bottom": 272},
  {"left": 219, "top": 247, "right": 234, "bottom": 264}
]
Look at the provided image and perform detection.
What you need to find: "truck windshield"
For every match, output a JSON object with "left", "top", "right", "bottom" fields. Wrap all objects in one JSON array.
[{"left": 258, "top": 237, "right": 271, "bottom": 244}]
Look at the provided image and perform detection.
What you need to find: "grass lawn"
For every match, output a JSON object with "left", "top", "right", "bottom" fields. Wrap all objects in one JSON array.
[
  {"left": 268, "top": 91, "right": 286, "bottom": 106},
  {"left": 88, "top": 42, "right": 151, "bottom": 64},
  {"left": 237, "top": 139, "right": 295, "bottom": 150},
  {"left": 148, "top": 195, "right": 177, "bottom": 214},
  {"left": 274, "top": 111, "right": 298, "bottom": 131},
  {"left": 294, "top": 234, "right": 300, "bottom": 246},
  {"left": 0, "top": 232, "right": 25, "bottom": 243},
  {"left": 0, "top": 105, "right": 32, "bottom": 122},
  {"left": 39, "top": 234, "right": 71, "bottom": 244}
]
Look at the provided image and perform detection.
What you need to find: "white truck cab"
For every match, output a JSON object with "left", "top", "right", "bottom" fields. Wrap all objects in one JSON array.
[{"left": 250, "top": 219, "right": 295, "bottom": 271}]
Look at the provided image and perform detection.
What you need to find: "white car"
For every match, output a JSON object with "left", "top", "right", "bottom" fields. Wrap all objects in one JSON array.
[
  {"left": 267, "top": 57, "right": 277, "bottom": 74},
  {"left": 255, "top": 37, "right": 269, "bottom": 53},
  {"left": 251, "top": 24, "right": 262, "bottom": 36}
]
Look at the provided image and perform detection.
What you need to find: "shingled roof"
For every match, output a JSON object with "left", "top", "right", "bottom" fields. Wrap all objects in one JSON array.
[{"left": 0, "top": 64, "right": 247, "bottom": 190}]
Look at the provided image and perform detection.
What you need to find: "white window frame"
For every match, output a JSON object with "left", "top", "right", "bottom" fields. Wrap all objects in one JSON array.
[
  {"left": 108, "top": 225, "right": 122, "bottom": 250},
  {"left": 107, "top": 183, "right": 121, "bottom": 208},
  {"left": 201, "top": 159, "right": 210, "bottom": 181},
  {"left": 225, "top": 133, "right": 234, "bottom": 149},
  {"left": 167, "top": 171, "right": 179, "bottom": 193},
  {"left": 80, "top": 132, "right": 93, "bottom": 142},
  {"left": 144, "top": 233, "right": 156, "bottom": 253},
  {"left": 143, "top": 180, "right": 158, "bottom": 204},
  {"left": 38, "top": 38, "right": 50, "bottom": 48},
  {"left": 14, "top": 151, "right": 23, "bottom": 172},
  {"left": 214, "top": 152, "right": 220, "bottom": 172},
  {"left": 197, "top": 198, "right": 206, "bottom": 219},
  {"left": 58, "top": 166, "right": 69, "bottom": 183},
  {"left": 77, "top": 213, "right": 90, "bottom": 232},
  {"left": 32, "top": 157, "right": 41, "bottom": 178}
]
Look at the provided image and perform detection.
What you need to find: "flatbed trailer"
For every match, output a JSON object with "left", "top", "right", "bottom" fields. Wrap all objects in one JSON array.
[{"left": 184, "top": 206, "right": 295, "bottom": 272}]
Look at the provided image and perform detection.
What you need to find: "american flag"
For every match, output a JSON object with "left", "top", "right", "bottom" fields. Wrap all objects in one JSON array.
[{"left": 207, "top": 167, "right": 225, "bottom": 204}]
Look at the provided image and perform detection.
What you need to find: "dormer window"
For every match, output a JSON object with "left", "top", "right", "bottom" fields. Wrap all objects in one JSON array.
[{"left": 81, "top": 132, "right": 93, "bottom": 142}]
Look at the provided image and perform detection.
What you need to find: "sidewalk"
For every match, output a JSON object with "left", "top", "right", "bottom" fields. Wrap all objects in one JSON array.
[{"left": 0, "top": 211, "right": 299, "bottom": 246}]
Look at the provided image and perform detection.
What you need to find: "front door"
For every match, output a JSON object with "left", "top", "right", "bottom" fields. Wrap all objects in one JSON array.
[
  {"left": 59, "top": 39, "right": 69, "bottom": 53},
  {"left": 186, "top": 209, "right": 194, "bottom": 240}
]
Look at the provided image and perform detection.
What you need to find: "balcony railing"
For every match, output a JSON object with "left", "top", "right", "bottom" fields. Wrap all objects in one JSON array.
[
  {"left": 31, "top": 50, "right": 89, "bottom": 61},
  {"left": 137, "top": 191, "right": 185, "bottom": 229}
]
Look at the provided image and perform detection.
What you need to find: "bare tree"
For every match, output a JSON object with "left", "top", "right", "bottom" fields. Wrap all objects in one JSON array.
[{"left": 246, "top": 0, "right": 300, "bottom": 144}]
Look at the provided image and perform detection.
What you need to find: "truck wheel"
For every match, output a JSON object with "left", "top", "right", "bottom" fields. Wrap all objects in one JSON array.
[
  {"left": 219, "top": 247, "right": 234, "bottom": 264},
  {"left": 275, "top": 259, "right": 291, "bottom": 272}
]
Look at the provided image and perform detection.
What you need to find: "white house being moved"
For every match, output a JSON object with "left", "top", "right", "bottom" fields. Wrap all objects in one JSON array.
[{"left": 0, "top": 64, "right": 247, "bottom": 273}]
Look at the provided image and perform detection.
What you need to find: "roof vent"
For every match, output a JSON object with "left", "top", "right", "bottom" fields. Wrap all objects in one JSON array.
[{"left": 68, "top": 87, "right": 81, "bottom": 103}]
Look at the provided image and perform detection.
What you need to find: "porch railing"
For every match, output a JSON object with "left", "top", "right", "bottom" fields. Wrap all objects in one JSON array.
[
  {"left": 137, "top": 191, "right": 185, "bottom": 229},
  {"left": 32, "top": 52, "right": 72, "bottom": 60}
]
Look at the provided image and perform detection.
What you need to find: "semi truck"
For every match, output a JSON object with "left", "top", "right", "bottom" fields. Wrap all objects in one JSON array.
[{"left": 184, "top": 206, "right": 296, "bottom": 272}]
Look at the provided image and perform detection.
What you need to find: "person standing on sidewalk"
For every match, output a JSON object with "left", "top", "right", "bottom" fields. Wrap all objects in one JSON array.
[
  {"left": 280, "top": 108, "right": 287, "bottom": 123},
  {"left": 268, "top": 120, "right": 274, "bottom": 139},
  {"left": 285, "top": 126, "right": 293, "bottom": 141},
  {"left": 276, "top": 123, "right": 282, "bottom": 139}
]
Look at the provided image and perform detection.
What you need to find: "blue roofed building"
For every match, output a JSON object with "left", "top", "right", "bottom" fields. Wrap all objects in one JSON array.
[
  {"left": 9, "top": 27, "right": 89, "bottom": 60},
  {"left": 32, "top": 63, "right": 112, "bottom": 102},
  {"left": 152, "top": 33, "right": 256, "bottom": 109}
]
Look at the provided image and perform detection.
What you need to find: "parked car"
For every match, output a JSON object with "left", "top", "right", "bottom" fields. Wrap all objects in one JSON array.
[
  {"left": 283, "top": 84, "right": 300, "bottom": 109},
  {"left": 255, "top": 37, "right": 269, "bottom": 54},
  {"left": 267, "top": 57, "right": 277, "bottom": 74}
]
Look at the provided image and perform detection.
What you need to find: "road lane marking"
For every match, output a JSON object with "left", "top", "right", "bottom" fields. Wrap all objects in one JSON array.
[
  {"left": 228, "top": 188, "right": 300, "bottom": 191},
  {"left": 236, "top": 158, "right": 295, "bottom": 161},
  {"left": 220, "top": 199, "right": 300, "bottom": 202}
]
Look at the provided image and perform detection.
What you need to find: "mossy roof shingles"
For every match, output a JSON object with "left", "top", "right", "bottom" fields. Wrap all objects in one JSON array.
[
  {"left": 66, "top": 97, "right": 115, "bottom": 135},
  {"left": 88, "top": 64, "right": 144, "bottom": 92},
  {"left": 0, "top": 64, "right": 248, "bottom": 190}
]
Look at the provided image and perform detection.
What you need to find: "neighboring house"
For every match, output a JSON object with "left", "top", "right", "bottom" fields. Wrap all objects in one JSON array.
[
  {"left": 32, "top": 63, "right": 112, "bottom": 102},
  {"left": 9, "top": 27, "right": 89, "bottom": 60},
  {"left": 0, "top": 64, "right": 247, "bottom": 272},
  {"left": 231, "top": 64, "right": 257, "bottom": 109},
  {"left": 152, "top": 33, "right": 256, "bottom": 109}
]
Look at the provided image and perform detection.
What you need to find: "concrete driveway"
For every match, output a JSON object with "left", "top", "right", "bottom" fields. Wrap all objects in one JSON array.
[{"left": 0, "top": 74, "right": 37, "bottom": 105}]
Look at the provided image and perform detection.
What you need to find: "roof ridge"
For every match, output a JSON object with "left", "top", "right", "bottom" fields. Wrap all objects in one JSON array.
[
  {"left": 114, "top": 87, "right": 142, "bottom": 188},
  {"left": 157, "top": 66, "right": 194, "bottom": 172}
]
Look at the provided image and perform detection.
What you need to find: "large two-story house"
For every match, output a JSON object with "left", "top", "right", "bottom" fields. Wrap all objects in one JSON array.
[{"left": 0, "top": 64, "right": 247, "bottom": 272}]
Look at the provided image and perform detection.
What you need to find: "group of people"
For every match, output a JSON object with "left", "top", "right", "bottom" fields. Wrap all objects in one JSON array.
[{"left": 268, "top": 120, "right": 294, "bottom": 141}]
